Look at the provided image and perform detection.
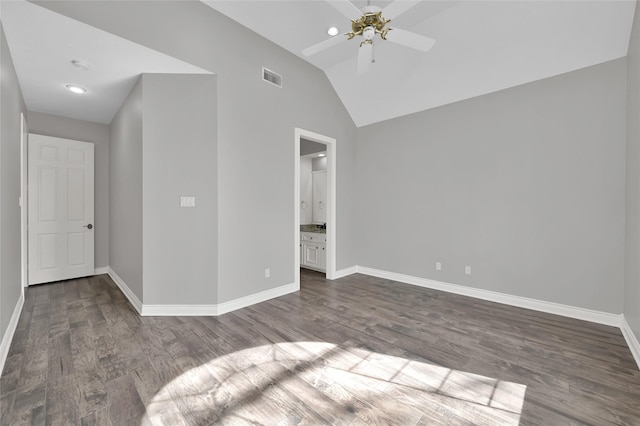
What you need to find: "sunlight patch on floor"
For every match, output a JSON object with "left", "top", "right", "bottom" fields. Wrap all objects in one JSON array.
[{"left": 141, "top": 342, "right": 527, "bottom": 425}]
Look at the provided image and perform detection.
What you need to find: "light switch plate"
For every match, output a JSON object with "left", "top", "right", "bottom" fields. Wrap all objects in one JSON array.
[{"left": 180, "top": 196, "right": 196, "bottom": 207}]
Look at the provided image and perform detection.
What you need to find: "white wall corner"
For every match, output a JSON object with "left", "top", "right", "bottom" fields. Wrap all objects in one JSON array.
[
  {"left": 356, "top": 266, "right": 622, "bottom": 327},
  {"left": 333, "top": 266, "right": 358, "bottom": 279},
  {"left": 621, "top": 315, "right": 640, "bottom": 371},
  {"left": 107, "top": 267, "right": 142, "bottom": 314},
  {"left": 0, "top": 293, "right": 25, "bottom": 375}
]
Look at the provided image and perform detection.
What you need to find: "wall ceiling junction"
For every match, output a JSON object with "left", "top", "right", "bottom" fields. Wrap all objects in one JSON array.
[{"left": 0, "top": 1, "right": 635, "bottom": 127}]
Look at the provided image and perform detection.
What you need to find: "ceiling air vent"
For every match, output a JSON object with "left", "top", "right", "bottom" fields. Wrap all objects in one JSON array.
[{"left": 262, "top": 67, "right": 282, "bottom": 88}]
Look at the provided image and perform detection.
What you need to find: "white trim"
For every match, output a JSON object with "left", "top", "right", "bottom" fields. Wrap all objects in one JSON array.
[
  {"left": 107, "top": 265, "right": 297, "bottom": 317},
  {"left": 94, "top": 267, "right": 108, "bottom": 275},
  {"left": 141, "top": 282, "right": 299, "bottom": 316},
  {"left": 334, "top": 266, "right": 358, "bottom": 279},
  {"left": 356, "top": 266, "right": 622, "bottom": 327},
  {"left": 621, "top": 315, "right": 640, "bottom": 370},
  {"left": 294, "top": 129, "right": 301, "bottom": 291},
  {"left": 20, "top": 113, "right": 28, "bottom": 289},
  {"left": 216, "top": 282, "right": 298, "bottom": 316},
  {"left": 0, "top": 293, "right": 24, "bottom": 374},
  {"left": 107, "top": 267, "right": 142, "bottom": 314}
]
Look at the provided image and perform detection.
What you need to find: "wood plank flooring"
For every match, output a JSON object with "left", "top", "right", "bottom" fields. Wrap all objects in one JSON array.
[{"left": 1, "top": 270, "right": 639, "bottom": 425}]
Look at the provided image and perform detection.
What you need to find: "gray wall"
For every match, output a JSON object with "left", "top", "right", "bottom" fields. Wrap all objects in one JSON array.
[
  {"left": 0, "top": 20, "right": 26, "bottom": 350},
  {"left": 141, "top": 73, "right": 217, "bottom": 305},
  {"left": 27, "top": 112, "right": 110, "bottom": 270},
  {"left": 626, "top": 2, "right": 640, "bottom": 341},
  {"left": 109, "top": 79, "right": 143, "bottom": 301},
  {"left": 38, "top": 1, "right": 358, "bottom": 304},
  {"left": 357, "top": 59, "right": 627, "bottom": 314}
]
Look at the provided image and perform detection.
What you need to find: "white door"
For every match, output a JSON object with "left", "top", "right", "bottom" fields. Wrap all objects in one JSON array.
[{"left": 28, "top": 134, "right": 95, "bottom": 285}]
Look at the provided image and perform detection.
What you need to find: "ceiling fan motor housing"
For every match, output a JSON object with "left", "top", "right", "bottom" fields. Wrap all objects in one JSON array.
[{"left": 350, "top": 6, "right": 389, "bottom": 39}]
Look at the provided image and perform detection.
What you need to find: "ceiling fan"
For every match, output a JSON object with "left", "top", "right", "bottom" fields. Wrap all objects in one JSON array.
[{"left": 302, "top": 0, "right": 436, "bottom": 75}]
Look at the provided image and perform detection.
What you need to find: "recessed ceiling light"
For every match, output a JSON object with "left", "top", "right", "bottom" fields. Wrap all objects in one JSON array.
[
  {"left": 327, "top": 27, "right": 339, "bottom": 36},
  {"left": 65, "top": 85, "right": 87, "bottom": 94},
  {"left": 71, "top": 60, "right": 90, "bottom": 70},
  {"left": 318, "top": 153, "right": 326, "bottom": 157}
]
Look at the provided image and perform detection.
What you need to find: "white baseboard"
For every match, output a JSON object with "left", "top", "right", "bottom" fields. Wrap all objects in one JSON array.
[
  {"left": 106, "top": 262, "right": 298, "bottom": 317},
  {"left": 215, "top": 282, "right": 298, "bottom": 316},
  {"left": 140, "top": 283, "right": 299, "bottom": 316},
  {"left": 356, "top": 266, "right": 622, "bottom": 328},
  {"left": 98, "top": 263, "right": 624, "bottom": 329},
  {"left": 107, "top": 267, "right": 142, "bottom": 314},
  {"left": 621, "top": 315, "right": 640, "bottom": 370},
  {"left": 94, "top": 267, "right": 108, "bottom": 275},
  {"left": 0, "top": 292, "right": 24, "bottom": 375},
  {"left": 333, "top": 266, "right": 358, "bottom": 279}
]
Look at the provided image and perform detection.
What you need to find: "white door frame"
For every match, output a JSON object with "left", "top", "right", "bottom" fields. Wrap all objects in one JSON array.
[
  {"left": 294, "top": 127, "right": 337, "bottom": 288},
  {"left": 20, "top": 114, "right": 28, "bottom": 290}
]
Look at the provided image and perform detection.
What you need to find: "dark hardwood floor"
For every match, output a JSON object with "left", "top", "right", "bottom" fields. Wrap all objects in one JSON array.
[{"left": 1, "top": 269, "right": 639, "bottom": 425}]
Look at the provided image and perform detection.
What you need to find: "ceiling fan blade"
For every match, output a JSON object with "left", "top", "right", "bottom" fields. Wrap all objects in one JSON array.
[
  {"left": 357, "top": 42, "right": 373, "bottom": 75},
  {"left": 384, "top": 28, "right": 435, "bottom": 52},
  {"left": 302, "top": 34, "right": 349, "bottom": 57},
  {"left": 327, "top": 0, "right": 362, "bottom": 21},
  {"left": 382, "top": 1, "right": 421, "bottom": 20}
]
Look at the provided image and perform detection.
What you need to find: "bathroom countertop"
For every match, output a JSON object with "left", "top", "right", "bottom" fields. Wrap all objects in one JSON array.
[{"left": 300, "top": 224, "right": 326, "bottom": 234}]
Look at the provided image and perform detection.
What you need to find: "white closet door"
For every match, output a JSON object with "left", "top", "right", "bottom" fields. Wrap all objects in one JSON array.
[{"left": 28, "top": 134, "right": 95, "bottom": 285}]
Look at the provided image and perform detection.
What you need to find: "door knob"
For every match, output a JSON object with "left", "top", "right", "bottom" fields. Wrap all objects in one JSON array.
[{"left": 83, "top": 224, "right": 93, "bottom": 230}]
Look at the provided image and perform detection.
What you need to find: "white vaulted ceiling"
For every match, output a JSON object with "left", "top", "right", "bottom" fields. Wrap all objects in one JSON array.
[
  {"left": 0, "top": 1, "right": 636, "bottom": 127},
  {"left": 204, "top": 0, "right": 636, "bottom": 127}
]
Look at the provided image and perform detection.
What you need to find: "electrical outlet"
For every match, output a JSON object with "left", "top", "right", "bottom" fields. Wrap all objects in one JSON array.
[
  {"left": 264, "top": 268, "right": 270, "bottom": 278},
  {"left": 179, "top": 196, "right": 196, "bottom": 207},
  {"left": 465, "top": 266, "right": 471, "bottom": 275},
  {"left": 436, "top": 262, "right": 442, "bottom": 271}
]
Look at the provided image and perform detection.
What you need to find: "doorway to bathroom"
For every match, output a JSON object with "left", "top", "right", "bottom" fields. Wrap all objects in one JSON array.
[{"left": 294, "top": 128, "right": 336, "bottom": 288}]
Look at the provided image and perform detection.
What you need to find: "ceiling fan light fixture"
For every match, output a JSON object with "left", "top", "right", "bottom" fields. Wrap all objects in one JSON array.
[
  {"left": 65, "top": 84, "right": 87, "bottom": 94},
  {"left": 327, "top": 26, "right": 340, "bottom": 36},
  {"left": 362, "top": 26, "right": 375, "bottom": 41},
  {"left": 303, "top": 0, "right": 436, "bottom": 74}
]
